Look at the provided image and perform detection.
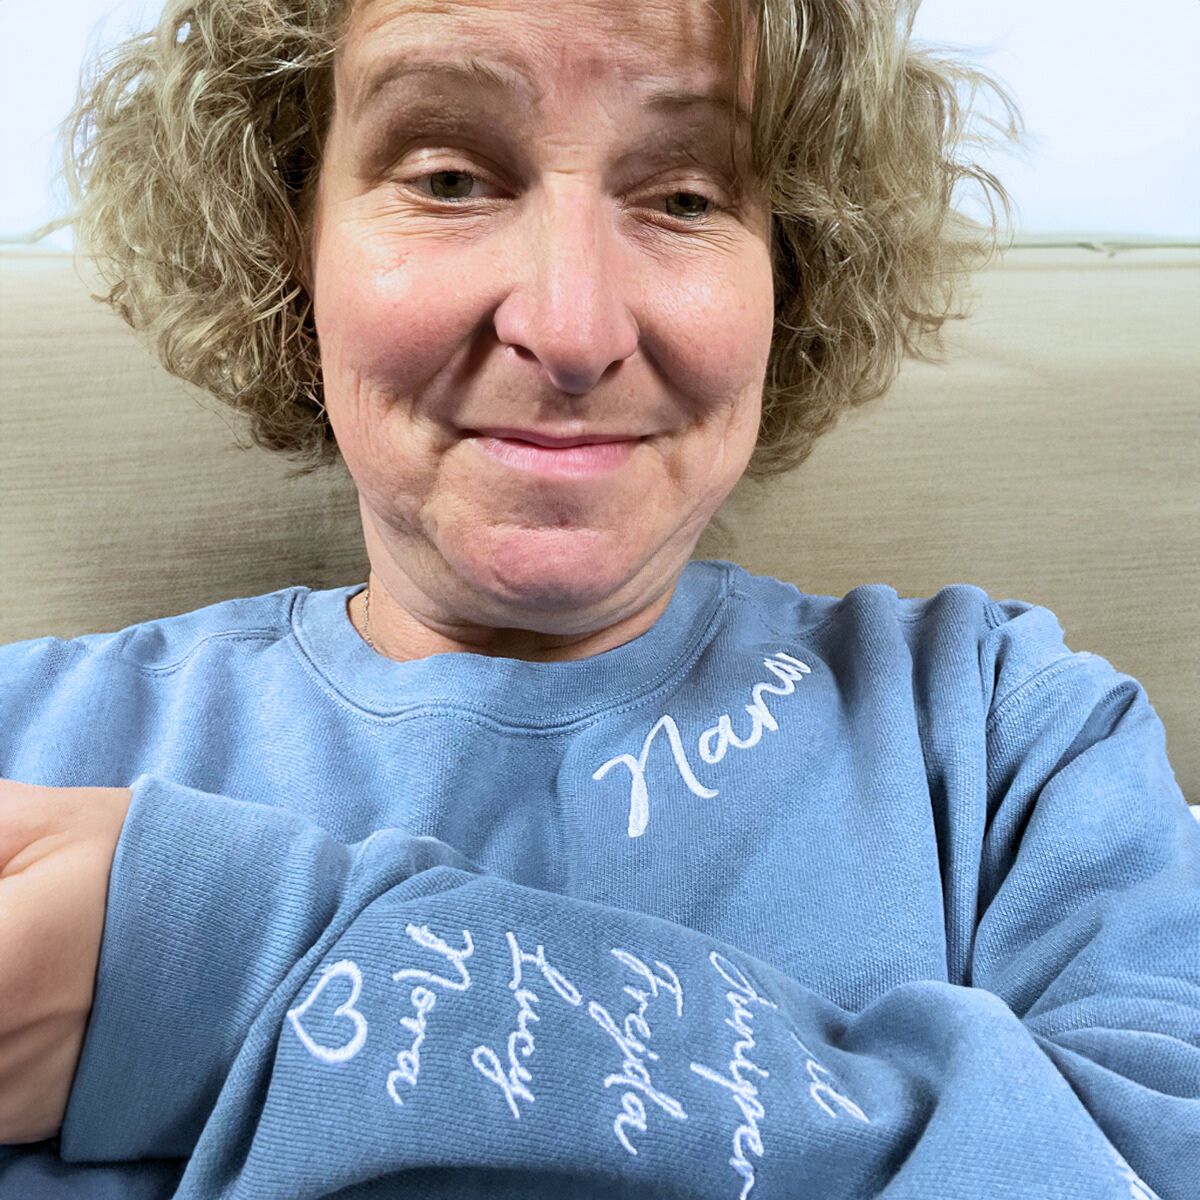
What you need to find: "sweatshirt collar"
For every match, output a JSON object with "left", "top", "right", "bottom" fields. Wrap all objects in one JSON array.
[{"left": 292, "top": 559, "right": 733, "bottom": 726}]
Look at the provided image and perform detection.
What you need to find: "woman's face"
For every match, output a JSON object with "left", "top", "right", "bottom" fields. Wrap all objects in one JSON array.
[{"left": 308, "top": 0, "right": 774, "bottom": 654}]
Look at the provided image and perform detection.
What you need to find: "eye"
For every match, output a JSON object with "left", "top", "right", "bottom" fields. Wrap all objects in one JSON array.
[
  {"left": 662, "top": 190, "right": 716, "bottom": 222},
  {"left": 422, "top": 169, "right": 488, "bottom": 202}
]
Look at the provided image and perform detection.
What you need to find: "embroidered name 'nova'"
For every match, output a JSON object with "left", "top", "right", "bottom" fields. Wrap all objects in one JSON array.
[{"left": 592, "top": 652, "right": 812, "bottom": 838}]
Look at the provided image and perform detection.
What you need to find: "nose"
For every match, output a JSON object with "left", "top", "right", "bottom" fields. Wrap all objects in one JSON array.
[{"left": 492, "top": 181, "right": 640, "bottom": 395}]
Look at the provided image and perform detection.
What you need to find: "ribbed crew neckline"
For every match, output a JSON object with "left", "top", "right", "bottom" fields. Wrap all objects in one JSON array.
[{"left": 291, "top": 558, "right": 735, "bottom": 725}]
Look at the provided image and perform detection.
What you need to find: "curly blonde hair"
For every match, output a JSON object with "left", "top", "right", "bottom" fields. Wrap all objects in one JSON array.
[{"left": 38, "top": 0, "right": 1023, "bottom": 483}]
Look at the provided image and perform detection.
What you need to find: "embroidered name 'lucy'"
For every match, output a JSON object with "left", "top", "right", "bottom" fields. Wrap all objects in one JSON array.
[
  {"left": 592, "top": 651, "right": 812, "bottom": 838},
  {"left": 471, "top": 931, "right": 584, "bottom": 1119}
]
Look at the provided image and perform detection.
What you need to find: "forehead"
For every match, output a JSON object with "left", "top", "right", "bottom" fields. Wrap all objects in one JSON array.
[{"left": 339, "top": 0, "right": 748, "bottom": 113}]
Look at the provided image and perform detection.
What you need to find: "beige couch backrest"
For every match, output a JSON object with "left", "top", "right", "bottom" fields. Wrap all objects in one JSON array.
[{"left": 2, "top": 245, "right": 1197, "bottom": 801}]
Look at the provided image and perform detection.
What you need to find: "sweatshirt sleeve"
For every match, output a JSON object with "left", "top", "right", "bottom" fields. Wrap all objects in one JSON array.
[
  {"left": 56, "top": 759, "right": 1197, "bottom": 1198},
  {"left": 967, "top": 610, "right": 1200, "bottom": 1200}
]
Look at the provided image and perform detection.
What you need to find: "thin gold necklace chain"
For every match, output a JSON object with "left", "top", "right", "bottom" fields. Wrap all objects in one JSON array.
[{"left": 363, "top": 584, "right": 374, "bottom": 651}]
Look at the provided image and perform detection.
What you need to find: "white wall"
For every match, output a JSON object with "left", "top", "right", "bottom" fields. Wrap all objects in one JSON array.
[
  {"left": 2, "top": 0, "right": 1197, "bottom": 249},
  {"left": 910, "top": 0, "right": 1200, "bottom": 242},
  {"left": 1, "top": 3, "right": 135, "bottom": 247}
]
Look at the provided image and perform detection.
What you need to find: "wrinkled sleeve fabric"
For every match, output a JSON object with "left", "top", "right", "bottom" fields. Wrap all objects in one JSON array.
[
  {"left": 54, "top": 751, "right": 1197, "bottom": 1197},
  {"left": 970, "top": 607, "right": 1200, "bottom": 1199}
]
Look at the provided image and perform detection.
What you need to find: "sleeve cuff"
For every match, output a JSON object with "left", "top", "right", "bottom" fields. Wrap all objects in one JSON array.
[{"left": 59, "top": 774, "right": 357, "bottom": 1161}]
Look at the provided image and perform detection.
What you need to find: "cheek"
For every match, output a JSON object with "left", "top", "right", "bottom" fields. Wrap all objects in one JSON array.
[
  {"left": 652, "top": 251, "right": 775, "bottom": 406},
  {"left": 314, "top": 243, "right": 455, "bottom": 389}
]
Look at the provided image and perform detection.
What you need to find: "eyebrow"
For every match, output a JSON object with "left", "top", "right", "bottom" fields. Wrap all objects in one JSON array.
[{"left": 349, "top": 56, "right": 751, "bottom": 131}]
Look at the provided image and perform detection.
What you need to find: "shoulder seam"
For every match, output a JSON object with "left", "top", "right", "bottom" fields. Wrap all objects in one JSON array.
[
  {"left": 124, "top": 629, "right": 281, "bottom": 676},
  {"left": 985, "top": 652, "right": 1098, "bottom": 733},
  {"left": 728, "top": 582, "right": 932, "bottom": 643}
]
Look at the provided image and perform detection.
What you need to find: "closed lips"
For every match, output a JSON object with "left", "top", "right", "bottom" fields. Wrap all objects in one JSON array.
[
  {"left": 467, "top": 429, "right": 639, "bottom": 447},
  {"left": 468, "top": 431, "right": 641, "bottom": 477}
]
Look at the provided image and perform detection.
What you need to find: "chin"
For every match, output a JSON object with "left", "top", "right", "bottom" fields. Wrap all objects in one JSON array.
[{"left": 449, "top": 526, "right": 642, "bottom": 615}]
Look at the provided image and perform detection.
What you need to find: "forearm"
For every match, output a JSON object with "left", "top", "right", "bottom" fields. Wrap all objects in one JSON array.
[{"left": 0, "top": 781, "right": 130, "bottom": 1145}]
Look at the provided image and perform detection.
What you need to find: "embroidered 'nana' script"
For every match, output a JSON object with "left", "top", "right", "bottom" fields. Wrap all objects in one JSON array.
[{"left": 592, "top": 651, "right": 812, "bottom": 838}]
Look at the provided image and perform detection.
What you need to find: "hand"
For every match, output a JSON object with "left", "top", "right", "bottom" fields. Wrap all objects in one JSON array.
[{"left": 0, "top": 778, "right": 132, "bottom": 1144}]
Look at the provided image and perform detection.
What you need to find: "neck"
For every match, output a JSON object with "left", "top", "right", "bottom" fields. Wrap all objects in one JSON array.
[{"left": 352, "top": 573, "right": 679, "bottom": 664}]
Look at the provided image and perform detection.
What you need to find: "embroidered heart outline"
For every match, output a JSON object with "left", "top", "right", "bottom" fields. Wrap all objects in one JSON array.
[{"left": 287, "top": 958, "right": 369, "bottom": 1064}]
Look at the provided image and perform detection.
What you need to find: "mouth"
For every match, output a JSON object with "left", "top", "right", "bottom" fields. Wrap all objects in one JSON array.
[
  {"left": 465, "top": 427, "right": 639, "bottom": 448},
  {"left": 466, "top": 432, "right": 642, "bottom": 478}
]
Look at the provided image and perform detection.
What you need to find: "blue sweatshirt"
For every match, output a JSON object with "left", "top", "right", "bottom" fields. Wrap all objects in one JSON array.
[{"left": 0, "top": 559, "right": 1196, "bottom": 1200}]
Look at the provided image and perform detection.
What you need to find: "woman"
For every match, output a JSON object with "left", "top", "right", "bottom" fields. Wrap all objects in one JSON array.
[{"left": 1, "top": 0, "right": 1195, "bottom": 1197}]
